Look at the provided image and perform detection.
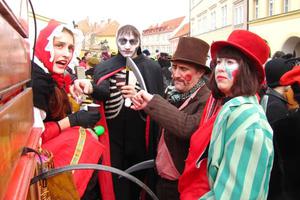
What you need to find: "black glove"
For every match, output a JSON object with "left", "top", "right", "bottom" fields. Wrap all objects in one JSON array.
[{"left": 68, "top": 110, "right": 101, "bottom": 128}]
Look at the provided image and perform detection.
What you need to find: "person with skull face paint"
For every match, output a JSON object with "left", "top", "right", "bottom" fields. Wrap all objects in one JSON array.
[
  {"left": 30, "top": 20, "right": 108, "bottom": 199},
  {"left": 71, "top": 24, "right": 164, "bottom": 200},
  {"left": 183, "top": 30, "right": 274, "bottom": 200}
]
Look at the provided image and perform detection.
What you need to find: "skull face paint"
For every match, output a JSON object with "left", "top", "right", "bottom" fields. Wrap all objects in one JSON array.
[{"left": 117, "top": 33, "right": 140, "bottom": 58}]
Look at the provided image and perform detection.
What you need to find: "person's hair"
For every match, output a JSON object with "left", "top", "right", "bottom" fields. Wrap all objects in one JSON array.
[
  {"left": 209, "top": 46, "right": 261, "bottom": 99},
  {"left": 50, "top": 28, "right": 74, "bottom": 120},
  {"left": 49, "top": 87, "right": 72, "bottom": 121},
  {"left": 84, "top": 51, "right": 90, "bottom": 57},
  {"left": 88, "top": 57, "right": 100, "bottom": 67},
  {"left": 272, "top": 51, "right": 285, "bottom": 59},
  {"left": 117, "top": 25, "right": 140, "bottom": 42},
  {"left": 81, "top": 51, "right": 90, "bottom": 61}
]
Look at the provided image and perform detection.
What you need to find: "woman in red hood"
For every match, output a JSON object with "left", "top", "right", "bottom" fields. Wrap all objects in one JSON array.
[{"left": 30, "top": 20, "right": 112, "bottom": 199}]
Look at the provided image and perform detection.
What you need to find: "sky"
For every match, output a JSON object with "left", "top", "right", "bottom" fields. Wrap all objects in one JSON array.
[{"left": 31, "top": 0, "right": 189, "bottom": 31}]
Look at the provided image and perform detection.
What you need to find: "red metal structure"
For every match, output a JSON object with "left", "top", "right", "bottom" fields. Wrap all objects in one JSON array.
[{"left": 0, "top": 0, "right": 42, "bottom": 199}]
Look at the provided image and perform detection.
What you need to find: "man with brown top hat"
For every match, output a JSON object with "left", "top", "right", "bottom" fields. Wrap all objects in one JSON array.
[{"left": 130, "top": 36, "right": 211, "bottom": 200}]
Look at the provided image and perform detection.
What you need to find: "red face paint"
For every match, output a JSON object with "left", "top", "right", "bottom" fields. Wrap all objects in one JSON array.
[
  {"left": 185, "top": 74, "right": 192, "bottom": 82},
  {"left": 232, "top": 69, "right": 239, "bottom": 80}
]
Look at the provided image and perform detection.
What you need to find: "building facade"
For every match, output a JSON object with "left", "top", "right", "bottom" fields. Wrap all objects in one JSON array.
[
  {"left": 169, "top": 23, "right": 190, "bottom": 53},
  {"left": 141, "top": 16, "right": 186, "bottom": 55},
  {"left": 248, "top": 0, "right": 300, "bottom": 57},
  {"left": 90, "top": 19, "right": 119, "bottom": 54},
  {"left": 190, "top": 0, "right": 248, "bottom": 50},
  {"left": 189, "top": 0, "right": 300, "bottom": 58}
]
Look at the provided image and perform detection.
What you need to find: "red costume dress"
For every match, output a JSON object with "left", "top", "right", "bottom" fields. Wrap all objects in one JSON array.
[{"left": 31, "top": 20, "right": 110, "bottom": 198}]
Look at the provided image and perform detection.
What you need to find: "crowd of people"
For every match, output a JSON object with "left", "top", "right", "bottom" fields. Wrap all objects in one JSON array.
[{"left": 30, "top": 19, "right": 300, "bottom": 200}]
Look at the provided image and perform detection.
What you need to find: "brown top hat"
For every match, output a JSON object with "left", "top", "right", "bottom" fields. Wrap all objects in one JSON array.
[
  {"left": 211, "top": 30, "right": 270, "bottom": 83},
  {"left": 171, "top": 37, "right": 210, "bottom": 73}
]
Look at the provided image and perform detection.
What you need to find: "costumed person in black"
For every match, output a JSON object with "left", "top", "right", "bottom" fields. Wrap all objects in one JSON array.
[
  {"left": 260, "top": 58, "right": 293, "bottom": 200},
  {"left": 71, "top": 24, "right": 164, "bottom": 200},
  {"left": 30, "top": 20, "right": 113, "bottom": 199},
  {"left": 261, "top": 58, "right": 293, "bottom": 124},
  {"left": 266, "top": 64, "right": 300, "bottom": 200}
]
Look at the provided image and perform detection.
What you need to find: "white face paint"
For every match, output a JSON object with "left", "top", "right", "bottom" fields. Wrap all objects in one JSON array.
[
  {"left": 215, "top": 58, "right": 239, "bottom": 96},
  {"left": 117, "top": 33, "right": 140, "bottom": 58}
]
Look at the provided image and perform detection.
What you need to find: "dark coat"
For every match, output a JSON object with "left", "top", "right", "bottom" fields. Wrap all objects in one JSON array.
[
  {"left": 271, "top": 108, "right": 300, "bottom": 200},
  {"left": 262, "top": 87, "right": 293, "bottom": 200},
  {"left": 91, "top": 53, "right": 164, "bottom": 200},
  {"left": 264, "top": 87, "right": 289, "bottom": 124},
  {"left": 92, "top": 53, "right": 164, "bottom": 158},
  {"left": 93, "top": 53, "right": 163, "bottom": 95}
]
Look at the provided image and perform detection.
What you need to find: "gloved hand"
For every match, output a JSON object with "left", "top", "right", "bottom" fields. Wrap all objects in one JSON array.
[{"left": 68, "top": 110, "right": 101, "bottom": 128}]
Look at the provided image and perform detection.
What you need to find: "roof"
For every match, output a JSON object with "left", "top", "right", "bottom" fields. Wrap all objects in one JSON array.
[
  {"left": 171, "top": 23, "right": 190, "bottom": 39},
  {"left": 142, "top": 16, "right": 185, "bottom": 36},
  {"left": 77, "top": 18, "right": 91, "bottom": 33},
  {"left": 93, "top": 20, "right": 120, "bottom": 37}
]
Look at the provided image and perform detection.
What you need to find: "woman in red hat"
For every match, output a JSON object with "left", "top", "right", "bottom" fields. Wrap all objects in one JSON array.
[
  {"left": 179, "top": 30, "right": 274, "bottom": 200},
  {"left": 30, "top": 20, "right": 112, "bottom": 199}
]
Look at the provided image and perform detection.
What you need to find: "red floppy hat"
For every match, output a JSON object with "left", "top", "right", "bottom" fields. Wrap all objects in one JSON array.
[
  {"left": 210, "top": 29, "right": 270, "bottom": 83},
  {"left": 35, "top": 19, "right": 61, "bottom": 73},
  {"left": 280, "top": 65, "right": 300, "bottom": 86}
]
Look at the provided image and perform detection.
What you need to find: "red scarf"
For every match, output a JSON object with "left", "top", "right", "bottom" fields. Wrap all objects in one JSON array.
[
  {"left": 51, "top": 73, "right": 72, "bottom": 93},
  {"left": 179, "top": 95, "right": 221, "bottom": 200}
]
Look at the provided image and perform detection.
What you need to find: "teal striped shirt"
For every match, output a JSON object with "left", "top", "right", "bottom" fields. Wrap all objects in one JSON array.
[{"left": 200, "top": 96, "right": 274, "bottom": 200}]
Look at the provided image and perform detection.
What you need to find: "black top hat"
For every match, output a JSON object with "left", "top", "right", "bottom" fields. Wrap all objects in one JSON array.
[{"left": 265, "top": 58, "right": 293, "bottom": 88}]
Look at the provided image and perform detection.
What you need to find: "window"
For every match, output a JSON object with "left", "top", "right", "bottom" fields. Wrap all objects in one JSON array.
[
  {"left": 283, "top": 0, "right": 289, "bottom": 12},
  {"left": 221, "top": 5, "right": 227, "bottom": 27},
  {"left": 234, "top": 5, "right": 244, "bottom": 25},
  {"left": 210, "top": 10, "right": 216, "bottom": 30},
  {"left": 191, "top": 20, "right": 195, "bottom": 35},
  {"left": 192, "top": 0, "right": 196, "bottom": 7},
  {"left": 255, "top": 0, "right": 259, "bottom": 19},
  {"left": 191, "top": 0, "right": 202, "bottom": 7},
  {"left": 197, "top": 16, "right": 201, "bottom": 34},
  {"left": 198, "top": 15, "right": 208, "bottom": 34},
  {"left": 269, "top": 0, "right": 274, "bottom": 16},
  {"left": 202, "top": 16, "right": 207, "bottom": 33}
]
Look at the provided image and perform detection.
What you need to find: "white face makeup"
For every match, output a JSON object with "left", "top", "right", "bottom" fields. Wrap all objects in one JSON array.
[
  {"left": 117, "top": 33, "right": 140, "bottom": 58},
  {"left": 215, "top": 58, "right": 239, "bottom": 80},
  {"left": 215, "top": 58, "right": 239, "bottom": 96}
]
